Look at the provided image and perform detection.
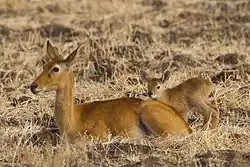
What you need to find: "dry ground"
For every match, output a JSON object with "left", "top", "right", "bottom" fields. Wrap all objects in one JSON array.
[{"left": 0, "top": 0, "right": 250, "bottom": 166}]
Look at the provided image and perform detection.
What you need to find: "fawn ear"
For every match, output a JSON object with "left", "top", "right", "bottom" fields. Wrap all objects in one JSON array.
[
  {"left": 46, "top": 40, "right": 60, "bottom": 60},
  {"left": 140, "top": 70, "right": 148, "bottom": 82},
  {"left": 63, "top": 43, "right": 83, "bottom": 65},
  {"left": 161, "top": 70, "right": 170, "bottom": 83}
]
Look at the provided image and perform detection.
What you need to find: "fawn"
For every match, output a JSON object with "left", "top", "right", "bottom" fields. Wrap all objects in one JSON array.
[
  {"left": 30, "top": 41, "right": 192, "bottom": 142},
  {"left": 140, "top": 70, "right": 220, "bottom": 130}
]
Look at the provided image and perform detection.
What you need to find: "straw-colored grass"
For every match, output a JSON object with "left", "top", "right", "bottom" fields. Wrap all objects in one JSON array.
[{"left": 0, "top": 0, "right": 250, "bottom": 166}]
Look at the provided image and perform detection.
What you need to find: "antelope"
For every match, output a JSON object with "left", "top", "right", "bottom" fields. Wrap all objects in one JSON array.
[
  {"left": 140, "top": 70, "right": 220, "bottom": 130},
  {"left": 30, "top": 41, "right": 192, "bottom": 142}
]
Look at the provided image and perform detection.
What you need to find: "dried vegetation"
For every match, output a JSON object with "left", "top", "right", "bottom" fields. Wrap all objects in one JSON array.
[{"left": 0, "top": 0, "right": 250, "bottom": 166}]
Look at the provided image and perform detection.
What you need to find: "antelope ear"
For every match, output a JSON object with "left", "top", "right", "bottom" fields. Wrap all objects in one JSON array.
[
  {"left": 140, "top": 70, "right": 148, "bottom": 82},
  {"left": 161, "top": 70, "right": 170, "bottom": 83},
  {"left": 63, "top": 43, "right": 83, "bottom": 65},
  {"left": 46, "top": 40, "right": 60, "bottom": 60}
]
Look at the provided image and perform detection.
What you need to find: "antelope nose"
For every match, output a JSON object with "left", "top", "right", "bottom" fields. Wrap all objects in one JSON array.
[
  {"left": 30, "top": 82, "right": 38, "bottom": 93},
  {"left": 148, "top": 92, "right": 153, "bottom": 97}
]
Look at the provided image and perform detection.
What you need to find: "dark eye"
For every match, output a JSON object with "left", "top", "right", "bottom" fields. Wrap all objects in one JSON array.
[
  {"left": 157, "top": 86, "right": 160, "bottom": 89},
  {"left": 52, "top": 67, "right": 60, "bottom": 72}
]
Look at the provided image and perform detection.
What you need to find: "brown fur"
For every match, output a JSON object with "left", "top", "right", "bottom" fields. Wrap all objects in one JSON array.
[
  {"left": 30, "top": 41, "right": 192, "bottom": 142},
  {"left": 140, "top": 70, "right": 220, "bottom": 130}
]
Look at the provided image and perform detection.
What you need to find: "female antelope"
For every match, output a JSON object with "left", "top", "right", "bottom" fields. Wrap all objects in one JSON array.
[
  {"left": 30, "top": 41, "right": 192, "bottom": 142},
  {"left": 140, "top": 70, "right": 220, "bottom": 130}
]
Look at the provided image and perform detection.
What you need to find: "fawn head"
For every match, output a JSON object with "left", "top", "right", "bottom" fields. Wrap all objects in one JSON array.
[
  {"left": 30, "top": 40, "right": 82, "bottom": 94},
  {"left": 140, "top": 70, "right": 170, "bottom": 99}
]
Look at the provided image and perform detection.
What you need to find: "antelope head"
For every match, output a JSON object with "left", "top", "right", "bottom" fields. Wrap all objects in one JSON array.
[
  {"left": 30, "top": 40, "right": 81, "bottom": 94},
  {"left": 140, "top": 70, "right": 170, "bottom": 99}
]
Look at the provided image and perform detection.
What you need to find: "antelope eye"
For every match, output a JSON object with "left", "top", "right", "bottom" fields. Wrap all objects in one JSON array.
[
  {"left": 157, "top": 86, "right": 160, "bottom": 89},
  {"left": 52, "top": 67, "right": 60, "bottom": 72}
]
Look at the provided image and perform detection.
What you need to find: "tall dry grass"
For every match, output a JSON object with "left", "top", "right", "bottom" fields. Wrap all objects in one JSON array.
[{"left": 0, "top": 0, "right": 250, "bottom": 166}]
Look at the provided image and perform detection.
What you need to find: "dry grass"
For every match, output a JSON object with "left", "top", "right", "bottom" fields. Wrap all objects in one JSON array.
[{"left": 0, "top": 0, "right": 250, "bottom": 166}]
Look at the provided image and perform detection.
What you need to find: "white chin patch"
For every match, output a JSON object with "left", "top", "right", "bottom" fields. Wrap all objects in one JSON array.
[
  {"left": 150, "top": 95, "right": 159, "bottom": 100},
  {"left": 32, "top": 89, "right": 43, "bottom": 94},
  {"left": 139, "top": 92, "right": 159, "bottom": 100},
  {"left": 33, "top": 88, "right": 53, "bottom": 95}
]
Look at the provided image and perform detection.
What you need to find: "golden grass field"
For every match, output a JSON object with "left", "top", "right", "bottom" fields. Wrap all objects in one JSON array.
[{"left": 0, "top": 0, "right": 250, "bottom": 166}]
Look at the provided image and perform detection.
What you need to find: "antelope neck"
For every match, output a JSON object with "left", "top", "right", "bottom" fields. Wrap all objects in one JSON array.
[{"left": 55, "top": 71, "right": 75, "bottom": 135}]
